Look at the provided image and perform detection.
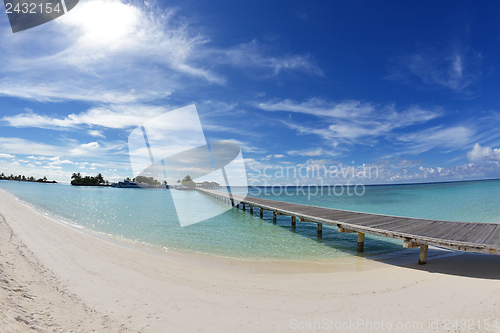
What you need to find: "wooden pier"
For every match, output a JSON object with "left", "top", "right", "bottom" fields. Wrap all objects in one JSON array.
[{"left": 197, "top": 188, "right": 500, "bottom": 264}]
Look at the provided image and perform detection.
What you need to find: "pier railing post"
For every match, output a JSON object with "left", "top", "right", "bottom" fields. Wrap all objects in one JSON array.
[
  {"left": 317, "top": 223, "right": 322, "bottom": 237},
  {"left": 273, "top": 212, "right": 277, "bottom": 224},
  {"left": 418, "top": 245, "right": 429, "bottom": 265},
  {"left": 357, "top": 233, "right": 365, "bottom": 252},
  {"left": 291, "top": 216, "right": 296, "bottom": 229}
]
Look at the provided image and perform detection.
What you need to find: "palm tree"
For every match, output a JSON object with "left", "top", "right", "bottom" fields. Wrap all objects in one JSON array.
[
  {"left": 182, "top": 175, "right": 196, "bottom": 188},
  {"left": 96, "top": 173, "right": 104, "bottom": 184}
]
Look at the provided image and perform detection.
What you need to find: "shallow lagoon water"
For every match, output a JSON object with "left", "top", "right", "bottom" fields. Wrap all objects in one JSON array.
[{"left": 1, "top": 179, "right": 499, "bottom": 261}]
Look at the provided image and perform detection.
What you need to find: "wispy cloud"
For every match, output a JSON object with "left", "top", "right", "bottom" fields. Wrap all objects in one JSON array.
[
  {"left": 0, "top": 0, "right": 214, "bottom": 103},
  {"left": 0, "top": 0, "right": 322, "bottom": 104},
  {"left": 222, "top": 40, "right": 323, "bottom": 77},
  {"left": 256, "top": 98, "right": 442, "bottom": 145},
  {"left": 396, "top": 126, "right": 475, "bottom": 154},
  {"left": 260, "top": 154, "right": 287, "bottom": 161},
  {"left": 287, "top": 148, "right": 338, "bottom": 157},
  {"left": 0, "top": 137, "right": 126, "bottom": 161},
  {"left": 2, "top": 104, "right": 172, "bottom": 129},
  {"left": 389, "top": 44, "right": 483, "bottom": 94},
  {"left": 216, "top": 139, "right": 266, "bottom": 154}
]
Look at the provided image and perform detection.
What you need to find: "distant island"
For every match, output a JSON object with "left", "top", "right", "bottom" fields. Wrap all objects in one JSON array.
[
  {"left": 71, "top": 173, "right": 167, "bottom": 188},
  {"left": 0, "top": 173, "right": 57, "bottom": 183},
  {"left": 69, "top": 173, "right": 220, "bottom": 190},
  {"left": 71, "top": 173, "right": 110, "bottom": 186}
]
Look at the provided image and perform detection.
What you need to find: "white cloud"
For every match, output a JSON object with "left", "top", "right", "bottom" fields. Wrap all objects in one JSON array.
[
  {"left": 261, "top": 154, "right": 286, "bottom": 161},
  {"left": 0, "top": 137, "right": 68, "bottom": 156},
  {"left": 467, "top": 143, "right": 500, "bottom": 162},
  {"left": 48, "top": 157, "right": 75, "bottom": 166},
  {"left": 82, "top": 142, "right": 100, "bottom": 149},
  {"left": 70, "top": 142, "right": 100, "bottom": 156},
  {"left": 0, "top": 153, "right": 15, "bottom": 158},
  {"left": 88, "top": 130, "right": 105, "bottom": 138}
]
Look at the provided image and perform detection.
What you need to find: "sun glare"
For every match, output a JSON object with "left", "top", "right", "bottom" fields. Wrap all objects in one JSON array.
[{"left": 59, "top": 0, "right": 140, "bottom": 47}]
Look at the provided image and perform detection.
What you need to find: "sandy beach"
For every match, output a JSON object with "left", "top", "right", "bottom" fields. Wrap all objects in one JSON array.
[{"left": 1, "top": 188, "right": 500, "bottom": 332}]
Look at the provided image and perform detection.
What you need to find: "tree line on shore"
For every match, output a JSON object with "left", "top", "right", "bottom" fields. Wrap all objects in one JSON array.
[
  {"left": 1, "top": 171, "right": 192, "bottom": 187},
  {"left": 71, "top": 173, "right": 166, "bottom": 186},
  {"left": 0, "top": 173, "right": 55, "bottom": 183},
  {"left": 125, "top": 176, "right": 165, "bottom": 186},
  {"left": 71, "top": 173, "right": 108, "bottom": 185}
]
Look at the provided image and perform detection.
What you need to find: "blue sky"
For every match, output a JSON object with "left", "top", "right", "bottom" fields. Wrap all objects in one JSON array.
[{"left": 1, "top": 0, "right": 500, "bottom": 185}]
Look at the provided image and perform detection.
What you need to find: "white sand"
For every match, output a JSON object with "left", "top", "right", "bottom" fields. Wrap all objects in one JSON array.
[{"left": 1, "top": 188, "right": 500, "bottom": 332}]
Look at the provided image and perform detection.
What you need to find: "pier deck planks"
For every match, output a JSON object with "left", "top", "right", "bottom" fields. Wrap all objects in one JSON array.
[{"left": 198, "top": 189, "right": 500, "bottom": 255}]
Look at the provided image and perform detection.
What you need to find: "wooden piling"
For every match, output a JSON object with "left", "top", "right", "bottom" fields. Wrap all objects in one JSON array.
[
  {"left": 357, "top": 233, "right": 365, "bottom": 252},
  {"left": 273, "top": 212, "right": 277, "bottom": 224},
  {"left": 317, "top": 223, "right": 322, "bottom": 237},
  {"left": 418, "top": 245, "right": 429, "bottom": 265},
  {"left": 250, "top": 206, "right": 253, "bottom": 214},
  {"left": 242, "top": 203, "right": 245, "bottom": 210},
  {"left": 260, "top": 208, "right": 263, "bottom": 218},
  {"left": 291, "top": 216, "right": 296, "bottom": 229}
]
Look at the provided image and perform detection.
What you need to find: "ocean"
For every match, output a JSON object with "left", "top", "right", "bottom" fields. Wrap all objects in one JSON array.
[{"left": 1, "top": 179, "right": 499, "bottom": 261}]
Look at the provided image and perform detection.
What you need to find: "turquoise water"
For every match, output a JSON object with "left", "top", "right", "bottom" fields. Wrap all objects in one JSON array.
[{"left": 0, "top": 179, "right": 499, "bottom": 261}]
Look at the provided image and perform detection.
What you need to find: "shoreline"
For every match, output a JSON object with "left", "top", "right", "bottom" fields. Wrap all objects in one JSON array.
[
  {"left": 1, "top": 188, "right": 500, "bottom": 331},
  {"left": 0, "top": 188, "right": 396, "bottom": 275},
  {"left": 0, "top": 186, "right": 465, "bottom": 271}
]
